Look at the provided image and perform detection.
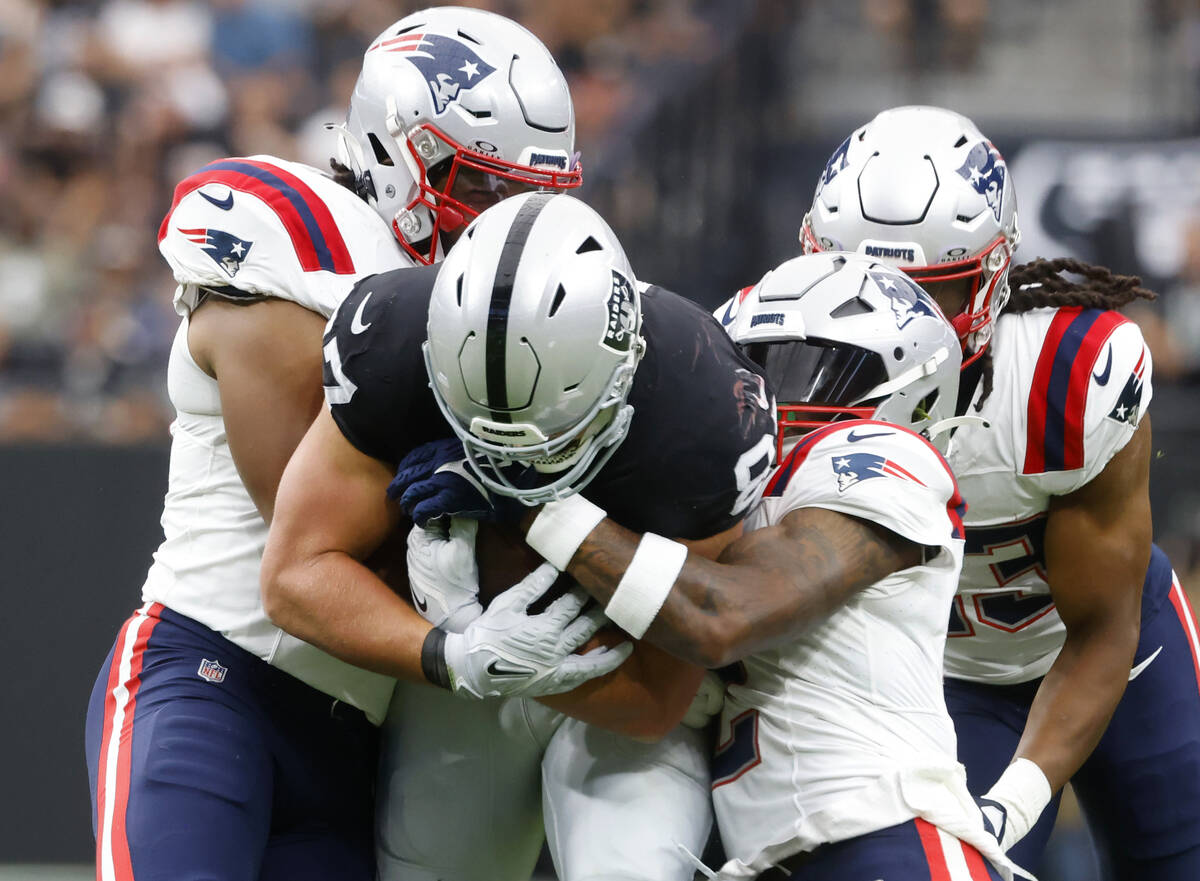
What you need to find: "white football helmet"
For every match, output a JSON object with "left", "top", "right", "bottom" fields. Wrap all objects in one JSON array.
[
  {"left": 424, "top": 193, "right": 644, "bottom": 504},
  {"left": 801, "top": 106, "right": 1019, "bottom": 366},
  {"left": 338, "top": 8, "right": 581, "bottom": 265},
  {"left": 716, "top": 251, "right": 961, "bottom": 456}
]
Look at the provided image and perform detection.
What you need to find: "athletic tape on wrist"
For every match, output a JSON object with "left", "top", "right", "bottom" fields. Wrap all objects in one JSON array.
[
  {"left": 421, "top": 628, "right": 451, "bottom": 690},
  {"left": 525, "top": 495, "right": 607, "bottom": 570},
  {"left": 605, "top": 533, "right": 687, "bottom": 639},
  {"left": 985, "top": 757, "right": 1052, "bottom": 847}
]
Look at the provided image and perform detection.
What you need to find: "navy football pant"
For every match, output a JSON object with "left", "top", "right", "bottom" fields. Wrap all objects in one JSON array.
[
  {"left": 85, "top": 603, "right": 378, "bottom": 881},
  {"left": 946, "top": 546, "right": 1200, "bottom": 880},
  {"left": 761, "top": 819, "right": 1002, "bottom": 880}
]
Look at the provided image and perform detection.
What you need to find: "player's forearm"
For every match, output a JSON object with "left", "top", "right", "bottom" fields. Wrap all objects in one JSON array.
[
  {"left": 537, "top": 641, "right": 705, "bottom": 740},
  {"left": 1014, "top": 618, "right": 1139, "bottom": 791},
  {"left": 261, "top": 550, "right": 431, "bottom": 682}
]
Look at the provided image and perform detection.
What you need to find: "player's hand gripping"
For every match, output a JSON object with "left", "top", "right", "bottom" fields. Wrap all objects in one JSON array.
[
  {"left": 388, "top": 437, "right": 521, "bottom": 527},
  {"left": 406, "top": 518, "right": 484, "bottom": 633},
  {"left": 423, "top": 563, "right": 633, "bottom": 700}
]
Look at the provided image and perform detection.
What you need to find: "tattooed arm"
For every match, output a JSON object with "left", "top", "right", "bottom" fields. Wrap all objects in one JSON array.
[{"left": 533, "top": 505, "right": 923, "bottom": 669}]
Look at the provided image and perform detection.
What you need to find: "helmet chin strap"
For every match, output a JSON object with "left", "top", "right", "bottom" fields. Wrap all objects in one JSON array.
[{"left": 926, "top": 414, "right": 989, "bottom": 439}]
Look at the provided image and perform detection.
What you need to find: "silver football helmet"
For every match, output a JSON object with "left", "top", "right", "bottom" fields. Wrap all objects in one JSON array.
[
  {"left": 424, "top": 193, "right": 644, "bottom": 504},
  {"left": 337, "top": 7, "right": 581, "bottom": 265},
  {"left": 716, "top": 251, "right": 961, "bottom": 456},
  {"left": 801, "top": 106, "right": 1019, "bottom": 366}
]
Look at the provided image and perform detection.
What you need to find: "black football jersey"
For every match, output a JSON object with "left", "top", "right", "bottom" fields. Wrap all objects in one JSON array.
[{"left": 323, "top": 269, "right": 776, "bottom": 540}]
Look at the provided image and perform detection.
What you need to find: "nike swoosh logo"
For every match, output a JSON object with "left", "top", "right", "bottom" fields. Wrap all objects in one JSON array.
[
  {"left": 351, "top": 292, "right": 373, "bottom": 334},
  {"left": 847, "top": 429, "right": 894, "bottom": 443},
  {"left": 720, "top": 299, "right": 735, "bottom": 325},
  {"left": 1093, "top": 346, "right": 1113, "bottom": 385},
  {"left": 412, "top": 591, "right": 428, "bottom": 613},
  {"left": 199, "top": 190, "right": 234, "bottom": 211},
  {"left": 1128, "top": 645, "right": 1163, "bottom": 681},
  {"left": 486, "top": 659, "right": 535, "bottom": 677}
]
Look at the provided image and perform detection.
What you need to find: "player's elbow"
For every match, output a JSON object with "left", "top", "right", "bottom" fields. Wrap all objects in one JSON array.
[
  {"left": 259, "top": 542, "right": 304, "bottom": 630},
  {"left": 685, "top": 619, "right": 747, "bottom": 670}
]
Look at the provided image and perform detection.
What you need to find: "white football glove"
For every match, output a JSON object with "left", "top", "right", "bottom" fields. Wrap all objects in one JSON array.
[
  {"left": 681, "top": 671, "right": 727, "bottom": 729},
  {"left": 428, "top": 563, "right": 633, "bottom": 700},
  {"left": 406, "top": 518, "right": 483, "bottom": 633}
]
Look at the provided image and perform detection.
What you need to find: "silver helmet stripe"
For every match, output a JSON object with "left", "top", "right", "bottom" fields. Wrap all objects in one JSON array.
[{"left": 484, "top": 191, "right": 556, "bottom": 423}]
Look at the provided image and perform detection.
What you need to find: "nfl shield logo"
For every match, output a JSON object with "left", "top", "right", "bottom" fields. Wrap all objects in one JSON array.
[{"left": 197, "top": 658, "right": 228, "bottom": 684}]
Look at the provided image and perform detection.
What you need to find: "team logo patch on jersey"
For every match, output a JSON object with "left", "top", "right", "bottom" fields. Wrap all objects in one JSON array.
[
  {"left": 1107, "top": 349, "right": 1147, "bottom": 426},
  {"left": 602, "top": 271, "right": 638, "bottom": 352},
  {"left": 371, "top": 33, "right": 496, "bottom": 115},
  {"left": 197, "top": 658, "right": 228, "bottom": 684},
  {"left": 868, "top": 268, "right": 938, "bottom": 329},
  {"left": 832, "top": 452, "right": 926, "bottom": 493},
  {"left": 178, "top": 227, "right": 253, "bottom": 278},
  {"left": 956, "top": 142, "right": 1008, "bottom": 223}
]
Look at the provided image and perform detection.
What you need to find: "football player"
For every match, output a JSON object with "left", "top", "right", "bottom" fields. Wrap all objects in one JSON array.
[
  {"left": 394, "top": 252, "right": 1027, "bottom": 880},
  {"left": 800, "top": 106, "right": 1200, "bottom": 879},
  {"left": 83, "top": 9, "right": 596, "bottom": 881},
  {"left": 261, "top": 192, "right": 777, "bottom": 880}
]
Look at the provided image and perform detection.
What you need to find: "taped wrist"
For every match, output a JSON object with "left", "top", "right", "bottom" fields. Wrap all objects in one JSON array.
[
  {"left": 421, "top": 628, "right": 451, "bottom": 690},
  {"left": 604, "top": 533, "right": 687, "bottom": 639},
  {"left": 984, "top": 757, "right": 1052, "bottom": 849},
  {"left": 525, "top": 495, "right": 607, "bottom": 570}
]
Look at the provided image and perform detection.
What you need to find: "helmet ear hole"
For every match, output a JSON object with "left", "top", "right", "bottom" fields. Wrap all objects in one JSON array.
[
  {"left": 367, "top": 133, "right": 394, "bottom": 166},
  {"left": 913, "top": 389, "right": 940, "bottom": 422}
]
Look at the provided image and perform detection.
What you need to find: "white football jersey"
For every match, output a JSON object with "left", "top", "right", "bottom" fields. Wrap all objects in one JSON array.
[
  {"left": 944, "top": 307, "right": 1152, "bottom": 685},
  {"left": 712, "top": 422, "right": 1012, "bottom": 878},
  {"left": 144, "top": 155, "right": 412, "bottom": 724}
]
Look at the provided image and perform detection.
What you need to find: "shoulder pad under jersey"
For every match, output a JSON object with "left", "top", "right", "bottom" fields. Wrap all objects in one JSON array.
[
  {"left": 1011, "top": 307, "right": 1152, "bottom": 491},
  {"left": 765, "top": 420, "right": 966, "bottom": 551},
  {"left": 322, "top": 264, "right": 446, "bottom": 464},
  {"left": 158, "top": 155, "right": 408, "bottom": 317}
]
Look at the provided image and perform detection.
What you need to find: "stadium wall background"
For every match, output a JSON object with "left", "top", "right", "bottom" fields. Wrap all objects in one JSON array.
[{"left": 6, "top": 389, "right": 1200, "bottom": 862}]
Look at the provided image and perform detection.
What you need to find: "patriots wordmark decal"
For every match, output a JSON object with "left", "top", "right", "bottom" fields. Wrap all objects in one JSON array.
[
  {"left": 868, "top": 268, "right": 938, "bottom": 329},
  {"left": 832, "top": 452, "right": 927, "bottom": 493},
  {"left": 179, "top": 227, "right": 252, "bottom": 278},
  {"left": 1107, "top": 349, "right": 1147, "bottom": 426},
  {"left": 956, "top": 142, "right": 1008, "bottom": 223},
  {"left": 371, "top": 32, "right": 496, "bottom": 114}
]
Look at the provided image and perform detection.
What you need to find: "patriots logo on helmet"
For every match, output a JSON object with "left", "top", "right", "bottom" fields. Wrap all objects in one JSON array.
[
  {"left": 373, "top": 33, "right": 497, "bottom": 115},
  {"left": 956, "top": 142, "right": 1008, "bottom": 223},
  {"left": 820, "top": 136, "right": 851, "bottom": 188},
  {"left": 178, "top": 227, "right": 253, "bottom": 278},
  {"left": 868, "top": 268, "right": 938, "bottom": 329},
  {"left": 832, "top": 452, "right": 926, "bottom": 493},
  {"left": 1107, "top": 349, "right": 1147, "bottom": 426}
]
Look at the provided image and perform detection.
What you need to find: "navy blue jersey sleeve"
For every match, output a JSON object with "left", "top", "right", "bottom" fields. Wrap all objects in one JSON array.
[
  {"left": 585, "top": 286, "right": 777, "bottom": 540},
  {"left": 321, "top": 264, "right": 447, "bottom": 465}
]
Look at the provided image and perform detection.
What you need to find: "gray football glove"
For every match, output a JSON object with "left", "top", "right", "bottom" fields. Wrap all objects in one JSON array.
[
  {"left": 406, "top": 518, "right": 484, "bottom": 633},
  {"left": 426, "top": 563, "right": 633, "bottom": 700}
]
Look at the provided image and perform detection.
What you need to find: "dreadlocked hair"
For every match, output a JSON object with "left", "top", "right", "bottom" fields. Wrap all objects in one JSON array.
[
  {"left": 1006, "top": 258, "right": 1157, "bottom": 313},
  {"left": 967, "top": 258, "right": 1155, "bottom": 414},
  {"left": 330, "top": 158, "right": 375, "bottom": 202}
]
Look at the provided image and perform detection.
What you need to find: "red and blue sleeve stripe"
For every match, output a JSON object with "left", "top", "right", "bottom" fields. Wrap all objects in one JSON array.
[
  {"left": 1024, "top": 307, "right": 1128, "bottom": 474},
  {"left": 157, "top": 159, "right": 356, "bottom": 274},
  {"left": 764, "top": 421, "right": 847, "bottom": 496}
]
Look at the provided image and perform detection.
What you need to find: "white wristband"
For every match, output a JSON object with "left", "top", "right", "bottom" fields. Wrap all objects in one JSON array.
[
  {"left": 526, "top": 494, "right": 607, "bottom": 570},
  {"left": 984, "top": 758, "right": 1053, "bottom": 850},
  {"left": 605, "top": 533, "right": 687, "bottom": 639}
]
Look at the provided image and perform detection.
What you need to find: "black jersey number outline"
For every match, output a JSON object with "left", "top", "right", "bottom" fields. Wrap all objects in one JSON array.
[{"left": 948, "top": 514, "right": 1055, "bottom": 636}]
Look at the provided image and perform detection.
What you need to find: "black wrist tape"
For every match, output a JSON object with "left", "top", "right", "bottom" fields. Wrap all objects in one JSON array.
[{"left": 421, "top": 628, "right": 451, "bottom": 690}]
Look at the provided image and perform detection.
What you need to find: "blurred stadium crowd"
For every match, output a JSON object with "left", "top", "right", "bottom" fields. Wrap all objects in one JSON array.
[{"left": 0, "top": 0, "right": 727, "bottom": 443}]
